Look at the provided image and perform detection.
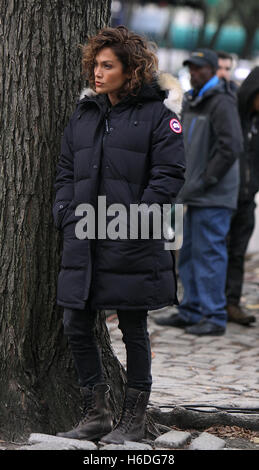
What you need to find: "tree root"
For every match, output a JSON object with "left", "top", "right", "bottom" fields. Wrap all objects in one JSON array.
[{"left": 147, "top": 406, "right": 259, "bottom": 433}]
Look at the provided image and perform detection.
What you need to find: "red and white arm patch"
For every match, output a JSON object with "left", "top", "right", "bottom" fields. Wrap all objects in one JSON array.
[{"left": 169, "top": 118, "right": 182, "bottom": 134}]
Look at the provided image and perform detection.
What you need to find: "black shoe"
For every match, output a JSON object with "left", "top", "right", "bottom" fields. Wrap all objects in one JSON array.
[
  {"left": 154, "top": 313, "right": 194, "bottom": 328},
  {"left": 227, "top": 304, "right": 256, "bottom": 325},
  {"left": 185, "top": 319, "right": 225, "bottom": 336}
]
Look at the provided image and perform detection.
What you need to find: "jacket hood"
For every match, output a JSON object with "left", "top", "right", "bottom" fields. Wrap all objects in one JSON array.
[
  {"left": 238, "top": 66, "right": 259, "bottom": 116},
  {"left": 184, "top": 77, "right": 237, "bottom": 107},
  {"left": 79, "top": 72, "right": 183, "bottom": 116}
]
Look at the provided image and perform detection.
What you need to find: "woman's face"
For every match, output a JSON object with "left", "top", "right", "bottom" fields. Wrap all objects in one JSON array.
[{"left": 94, "top": 47, "right": 129, "bottom": 101}]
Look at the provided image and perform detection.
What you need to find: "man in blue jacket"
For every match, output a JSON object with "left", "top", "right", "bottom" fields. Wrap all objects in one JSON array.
[{"left": 155, "top": 49, "right": 243, "bottom": 335}]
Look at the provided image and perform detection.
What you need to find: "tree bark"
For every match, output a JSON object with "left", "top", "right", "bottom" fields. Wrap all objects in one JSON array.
[{"left": 0, "top": 0, "right": 112, "bottom": 441}]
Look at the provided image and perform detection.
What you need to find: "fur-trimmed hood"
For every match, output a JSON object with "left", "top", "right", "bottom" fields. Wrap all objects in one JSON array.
[{"left": 79, "top": 72, "right": 183, "bottom": 116}]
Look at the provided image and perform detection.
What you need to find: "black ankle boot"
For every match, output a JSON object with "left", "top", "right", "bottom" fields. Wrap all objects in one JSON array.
[
  {"left": 101, "top": 387, "right": 150, "bottom": 445},
  {"left": 57, "top": 383, "right": 113, "bottom": 441}
]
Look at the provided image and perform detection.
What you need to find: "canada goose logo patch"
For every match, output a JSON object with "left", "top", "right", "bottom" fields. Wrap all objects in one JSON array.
[{"left": 169, "top": 118, "right": 182, "bottom": 134}]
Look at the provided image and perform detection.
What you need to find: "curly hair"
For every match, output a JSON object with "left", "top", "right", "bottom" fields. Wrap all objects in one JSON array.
[{"left": 81, "top": 26, "right": 159, "bottom": 97}]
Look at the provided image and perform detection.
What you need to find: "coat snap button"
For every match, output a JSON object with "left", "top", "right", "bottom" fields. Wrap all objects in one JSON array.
[
  {"left": 59, "top": 204, "right": 64, "bottom": 209},
  {"left": 93, "top": 164, "right": 98, "bottom": 169},
  {"left": 134, "top": 121, "right": 138, "bottom": 126}
]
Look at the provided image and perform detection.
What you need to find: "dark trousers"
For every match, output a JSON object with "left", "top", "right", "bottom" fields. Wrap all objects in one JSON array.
[
  {"left": 63, "top": 306, "right": 152, "bottom": 392},
  {"left": 226, "top": 198, "right": 256, "bottom": 305}
]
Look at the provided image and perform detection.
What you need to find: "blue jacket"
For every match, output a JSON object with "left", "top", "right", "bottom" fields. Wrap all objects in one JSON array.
[{"left": 53, "top": 74, "right": 186, "bottom": 311}]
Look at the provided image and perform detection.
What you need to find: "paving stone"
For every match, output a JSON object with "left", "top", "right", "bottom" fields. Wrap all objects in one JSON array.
[
  {"left": 215, "top": 364, "right": 241, "bottom": 374},
  {"left": 189, "top": 432, "right": 226, "bottom": 450},
  {"left": 210, "top": 356, "right": 236, "bottom": 365},
  {"left": 20, "top": 442, "right": 77, "bottom": 450},
  {"left": 231, "top": 336, "right": 255, "bottom": 348},
  {"left": 154, "top": 430, "right": 191, "bottom": 449},
  {"left": 27, "top": 433, "right": 97, "bottom": 450},
  {"left": 100, "top": 441, "right": 153, "bottom": 450}
]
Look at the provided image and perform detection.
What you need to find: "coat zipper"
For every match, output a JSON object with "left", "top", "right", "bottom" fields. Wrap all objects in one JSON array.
[{"left": 105, "top": 107, "right": 111, "bottom": 134}]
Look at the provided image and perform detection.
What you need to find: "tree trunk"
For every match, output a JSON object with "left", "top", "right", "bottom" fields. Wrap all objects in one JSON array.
[
  {"left": 196, "top": 2, "right": 209, "bottom": 48},
  {"left": 208, "top": 6, "right": 235, "bottom": 50},
  {"left": 241, "top": 23, "right": 258, "bottom": 59},
  {"left": 231, "top": 0, "right": 259, "bottom": 58},
  {"left": 0, "top": 0, "right": 112, "bottom": 441}
]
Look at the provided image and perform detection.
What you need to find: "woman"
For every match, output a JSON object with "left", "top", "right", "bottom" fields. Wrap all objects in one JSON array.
[{"left": 53, "top": 26, "right": 185, "bottom": 444}]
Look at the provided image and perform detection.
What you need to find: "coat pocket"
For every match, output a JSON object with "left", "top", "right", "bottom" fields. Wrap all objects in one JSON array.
[{"left": 53, "top": 201, "right": 71, "bottom": 230}]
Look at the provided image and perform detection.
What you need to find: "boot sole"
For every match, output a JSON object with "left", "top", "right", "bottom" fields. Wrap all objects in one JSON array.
[
  {"left": 57, "top": 429, "right": 111, "bottom": 441},
  {"left": 185, "top": 329, "right": 225, "bottom": 336},
  {"left": 100, "top": 434, "right": 145, "bottom": 446},
  {"left": 229, "top": 318, "right": 256, "bottom": 325}
]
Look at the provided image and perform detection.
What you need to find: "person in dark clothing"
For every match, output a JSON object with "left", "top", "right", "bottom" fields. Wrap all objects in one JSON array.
[
  {"left": 155, "top": 49, "right": 243, "bottom": 336},
  {"left": 53, "top": 26, "right": 185, "bottom": 444},
  {"left": 226, "top": 67, "right": 259, "bottom": 325},
  {"left": 216, "top": 50, "right": 233, "bottom": 82},
  {"left": 216, "top": 50, "right": 238, "bottom": 93}
]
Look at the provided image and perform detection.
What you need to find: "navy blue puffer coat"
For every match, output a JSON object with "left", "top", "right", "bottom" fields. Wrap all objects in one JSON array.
[{"left": 53, "top": 73, "right": 185, "bottom": 311}]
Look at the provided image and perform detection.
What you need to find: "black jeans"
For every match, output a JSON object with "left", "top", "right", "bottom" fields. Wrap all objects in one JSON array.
[
  {"left": 226, "top": 198, "right": 256, "bottom": 305},
  {"left": 63, "top": 306, "right": 152, "bottom": 392}
]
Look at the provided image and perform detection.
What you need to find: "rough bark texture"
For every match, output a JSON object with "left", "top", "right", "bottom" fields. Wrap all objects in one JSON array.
[{"left": 0, "top": 0, "right": 112, "bottom": 440}]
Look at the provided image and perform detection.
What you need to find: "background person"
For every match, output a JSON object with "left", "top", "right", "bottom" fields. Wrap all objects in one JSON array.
[
  {"left": 52, "top": 26, "right": 185, "bottom": 444},
  {"left": 155, "top": 48, "right": 243, "bottom": 336},
  {"left": 216, "top": 50, "right": 233, "bottom": 82},
  {"left": 216, "top": 50, "right": 238, "bottom": 93},
  {"left": 226, "top": 67, "right": 259, "bottom": 325}
]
